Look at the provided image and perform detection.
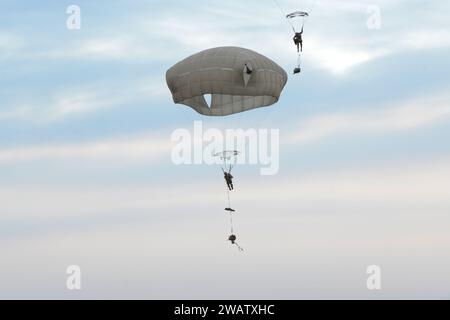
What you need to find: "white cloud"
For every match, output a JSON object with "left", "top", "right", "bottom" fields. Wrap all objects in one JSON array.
[
  {"left": 5, "top": 1, "right": 450, "bottom": 75},
  {"left": 401, "top": 29, "right": 450, "bottom": 50},
  {"left": 1, "top": 157, "right": 449, "bottom": 219},
  {"left": 2, "top": 90, "right": 449, "bottom": 167},
  {"left": 0, "top": 76, "right": 169, "bottom": 121},
  {"left": 304, "top": 39, "right": 389, "bottom": 74},
  {"left": 0, "top": 133, "right": 171, "bottom": 164},
  {"left": 137, "top": 0, "right": 450, "bottom": 74},
  {"left": 286, "top": 91, "right": 450, "bottom": 145}
]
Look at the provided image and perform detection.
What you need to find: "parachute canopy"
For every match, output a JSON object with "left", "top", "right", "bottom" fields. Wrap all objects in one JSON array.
[
  {"left": 166, "top": 47, "right": 288, "bottom": 116},
  {"left": 286, "top": 11, "right": 309, "bottom": 19},
  {"left": 273, "top": 0, "right": 315, "bottom": 32},
  {"left": 286, "top": 10, "right": 309, "bottom": 32},
  {"left": 213, "top": 150, "right": 240, "bottom": 161}
]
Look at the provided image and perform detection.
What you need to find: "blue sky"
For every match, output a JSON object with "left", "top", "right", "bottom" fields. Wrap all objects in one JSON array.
[{"left": 1, "top": 0, "right": 450, "bottom": 299}]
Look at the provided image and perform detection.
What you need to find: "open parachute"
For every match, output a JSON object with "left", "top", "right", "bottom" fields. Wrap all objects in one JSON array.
[
  {"left": 273, "top": 0, "right": 317, "bottom": 74},
  {"left": 214, "top": 150, "right": 244, "bottom": 252},
  {"left": 273, "top": 0, "right": 315, "bottom": 31},
  {"left": 166, "top": 47, "right": 287, "bottom": 116}
]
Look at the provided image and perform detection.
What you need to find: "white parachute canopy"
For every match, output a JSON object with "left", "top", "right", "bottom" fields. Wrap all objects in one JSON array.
[
  {"left": 273, "top": 0, "right": 316, "bottom": 32},
  {"left": 213, "top": 150, "right": 240, "bottom": 171},
  {"left": 213, "top": 150, "right": 240, "bottom": 162}
]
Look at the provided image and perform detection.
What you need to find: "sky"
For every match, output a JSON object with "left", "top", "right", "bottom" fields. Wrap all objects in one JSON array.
[{"left": 1, "top": 0, "right": 450, "bottom": 299}]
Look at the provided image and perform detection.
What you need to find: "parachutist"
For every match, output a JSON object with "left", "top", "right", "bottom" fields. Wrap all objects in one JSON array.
[
  {"left": 244, "top": 63, "right": 253, "bottom": 75},
  {"left": 281, "top": 10, "right": 310, "bottom": 78},
  {"left": 293, "top": 26, "right": 304, "bottom": 52},
  {"left": 228, "top": 235, "right": 244, "bottom": 252},
  {"left": 223, "top": 169, "right": 234, "bottom": 191}
]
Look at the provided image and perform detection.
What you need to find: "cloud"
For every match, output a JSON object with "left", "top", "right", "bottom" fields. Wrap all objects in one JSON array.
[
  {"left": 2, "top": 89, "right": 449, "bottom": 167},
  {"left": 0, "top": 76, "right": 169, "bottom": 122},
  {"left": 285, "top": 91, "right": 450, "bottom": 145},
  {"left": 401, "top": 29, "right": 450, "bottom": 50},
  {"left": 0, "top": 133, "right": 171, "bottom": 164},
  {"left": 144, "top": 1, "right": 450, "bottom": 75},
  {"left": 1, "top": 156, "right": 449, "bottom": 220},
  {"left": 4, "top": 1, "right": 449, "bottom": 76}
]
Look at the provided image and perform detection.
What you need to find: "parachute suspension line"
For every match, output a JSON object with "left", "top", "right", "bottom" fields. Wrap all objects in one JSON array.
[
  {"left": 308, "top": 0, "right": 318, "bottom": 15},
  {"left": 302, "top": 0, "right": 318, "bottom": 28},
  {"left": 272, "top": 0, "right": 287, "bottom": 17},
  {"left": 227, "top": 191, "right": 242, "bottom": 252},
  {"left": 225, "top": 175, "right": 233, "bottom": 234},
  {"left": 272, "top": 0, "right": 295, "bottom": 32},
  {"left": 297, "top": 53, "right": 303, "bottom": 68},
  {"left": 229, "top": 210, "right": 234, "bottom": 234}
]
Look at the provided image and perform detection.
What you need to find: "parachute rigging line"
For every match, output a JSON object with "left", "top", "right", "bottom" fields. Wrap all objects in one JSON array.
[
  {"left": 229, "top": 211, "right": 234, "bottom": 234},
  {"left": 235, "top": 242, "right": 244, "bottom": 252},
  {"left": 297, "top": 52, "right": 303, "bottom": 68},
  {"left": 302, "top": 0, "right": 317, "bottom": 29},
  {"left": 272, "top": 0, "right": 295, "bottom": 32}
]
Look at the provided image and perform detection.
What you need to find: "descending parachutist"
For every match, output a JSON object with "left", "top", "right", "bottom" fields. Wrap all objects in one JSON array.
[
  {"left": 223, "top": 168, "right": 234, "bottom": 191},
  {"left": 215, "top": 151, "right": 238, "bottom": 192},
  {"left": 215, "top": 150, "right": 243, "bottom": 252},
  {"left": 228, "top": 210, "right": 243, "bottom": 252},
  {"left": 282, "top": 9, "right": 311, "bottom": 75},
  {"left": 228, "top": 234, "right": 244, "bottom": 252},
  {"left": 293, "top": 26, "right": 304, "bottom": 53}
]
